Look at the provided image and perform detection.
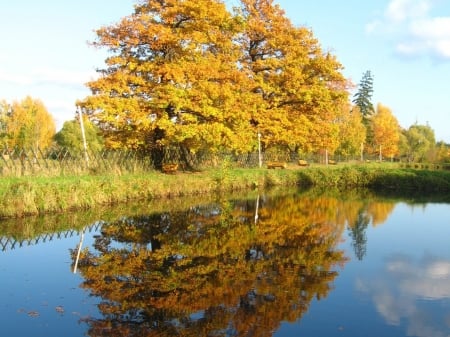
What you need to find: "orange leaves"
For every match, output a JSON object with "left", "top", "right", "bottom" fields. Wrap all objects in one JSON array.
[
  {"left": 239, "top": 0, "right": 348, "bottom": 153},
  {"left": 74, "top": 193, "right": 350, "bottom": 334},
  {"left": 81, "top": 0, "right": 349, "bottom": 156}
]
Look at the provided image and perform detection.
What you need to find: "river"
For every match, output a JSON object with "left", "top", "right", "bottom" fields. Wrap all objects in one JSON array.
[{"left": 1, "top": 188, "right": 449, "bottom": 337}]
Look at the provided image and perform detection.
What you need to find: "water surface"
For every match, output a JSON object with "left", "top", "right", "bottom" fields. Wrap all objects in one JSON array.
[{"left": 1, "top": 189, "right": 449, "bottom": 337}]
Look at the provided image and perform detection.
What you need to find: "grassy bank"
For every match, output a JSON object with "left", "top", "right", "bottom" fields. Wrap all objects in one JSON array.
[{"left": 1, "top": 165, "right": 450, "bottom": 218}]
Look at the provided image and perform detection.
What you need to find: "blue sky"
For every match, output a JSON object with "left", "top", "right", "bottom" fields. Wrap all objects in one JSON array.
[{"left": 0, "top": 0, "right": 449, "bottom": 142}]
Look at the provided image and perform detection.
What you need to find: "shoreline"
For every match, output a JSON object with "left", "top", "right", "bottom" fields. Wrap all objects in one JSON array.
[{"left": 1, "top": 165, "right": 449, "bottom": 218}]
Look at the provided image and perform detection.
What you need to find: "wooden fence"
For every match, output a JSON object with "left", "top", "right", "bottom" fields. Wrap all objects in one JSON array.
[
  {"left": 0, "top": 146, "right": 400, "bottom": 177},
  {"left": 0, "top": 147, "right": 154, "bottom": 176},
  {"left": 0, "top": 147, "right": 267, "bottom": 176}
]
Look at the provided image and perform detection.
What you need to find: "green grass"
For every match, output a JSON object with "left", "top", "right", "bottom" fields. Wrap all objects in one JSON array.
[{"left": 1, "top": 164, "right": 449, "bottom": 218}]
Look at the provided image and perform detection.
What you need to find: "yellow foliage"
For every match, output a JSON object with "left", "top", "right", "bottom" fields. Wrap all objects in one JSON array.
[
  {"left": 4, "top": 96, "right": 55, "bottom": 149},
  {"left": 371, "top": 103, "right": 400, "bottom": 158},
  {"left": 79, "top": 0, "right": 350, "bottom": 157}
]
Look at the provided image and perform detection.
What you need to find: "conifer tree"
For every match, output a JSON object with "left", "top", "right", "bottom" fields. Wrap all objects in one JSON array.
[{"left": 352, "top": 70, "right": 374, "bottom": 124}]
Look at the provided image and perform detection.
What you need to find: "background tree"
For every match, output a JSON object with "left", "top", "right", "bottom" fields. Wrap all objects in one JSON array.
[
  {"left": 352, "top": 70, "right": 374, "bottom": 154},
  {"left": 352, "top": 70, "right": 374, "bottom": 124},
  {"left": 4, "top": 96, "right": 55, "bottom": 150},
  {"left": 435, "top": 141, "right": 450, "bottom": 163},
  {"left": 400, "top": 124, "right": 436, "bottom": 162},
  {"left": 0, "top": 100, "right": 11, "bottom": 147},
  {"left": 54, "top": 116, "right": 104, "bottom": 153},
  {"left": 335, "top": 104, "right": 366, "bottom": 159},
  {"left": 370, "top": 103, "right": 400, "bottom": 160}
]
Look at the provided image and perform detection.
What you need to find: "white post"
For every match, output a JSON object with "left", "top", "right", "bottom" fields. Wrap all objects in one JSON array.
[
  {"left": 360, "top": 142, "right": 364, "bottom": 162},
  {"left": 325, "top": 148, "right": 329, "bottom": 165},
  {"left": 379, "top": 145, "right": 382, "bottom": 162},
  {"left": 77, "top": 107, "right": 89, "bottom": 166},
  {"left": 73, "top": 228, "right": 85, "bottom": 274},
  {"left": 254, "top": 194, "right": 260, "bottom": 224},
  {"left": 258, "top": 131, "right": 262, "bottom": 168}
]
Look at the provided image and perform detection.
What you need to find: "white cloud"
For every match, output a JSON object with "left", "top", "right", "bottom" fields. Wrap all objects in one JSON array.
[
  {"left": 357, "top": 254, "right": 450, "bottom": 337},
  {"left": 385, "top": 256, "right": 450, "bottom": 299},
  {"left": 386, "top": 0, "right": 431, "bottom": 23},
  {"left": 410, "top": 16, "right": 450, "bottom": 39},
  {"left": 0, "top": 67, "right": 97, "bottom": 88},
  {"left": 365, "top": 20, "right": 382, "bottom": 34},
  {"left": 368, "top": 0, "right": 450, "bottom": 61}
]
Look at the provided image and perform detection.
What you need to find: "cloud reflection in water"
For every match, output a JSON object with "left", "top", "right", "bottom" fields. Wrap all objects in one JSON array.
[{"left": 357, "top": 254, "right": 450, "bottom": 337}]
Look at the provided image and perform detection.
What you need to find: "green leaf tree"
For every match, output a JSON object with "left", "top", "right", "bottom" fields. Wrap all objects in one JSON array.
[
  {"left": 54, "top": 116, "right": 104, "bottom": 153},
  {"left": 400, "top": 124, "right": 436, "bottom": 162},
  {"left": 435, "top": 141, "right": 450, "bottom": 163}
]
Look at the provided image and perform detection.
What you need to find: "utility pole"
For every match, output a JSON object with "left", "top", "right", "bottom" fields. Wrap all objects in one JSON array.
[{"left": 77, "top": 106, "right": 89, "bottom": 166}]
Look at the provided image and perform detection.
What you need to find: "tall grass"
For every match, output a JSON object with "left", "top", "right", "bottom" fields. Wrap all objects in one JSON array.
[{"left": 1, "top": 165, "right": 449, "bottom": 218}]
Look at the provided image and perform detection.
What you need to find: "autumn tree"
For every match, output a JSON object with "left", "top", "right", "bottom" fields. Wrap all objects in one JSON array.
[
  {"left": 54, "top": 116, "right": 104, "bottom": 153},
  {"left": 370, "top": 103, "right": 400, "bottom": 160},
  {"left": 335, "top": 104, "right": 366, "bottom": 159},
  {"left": 238, "top": 0, "right": 349, "bottom": 154},
  {"left": 79, "top": 0, "right": 349, "bottom": 164},
  {"left": 3, "top": 96, "right": 55, "bottom": 150},
  {"left": 79, "top": 0, "right": 257, "bottom": 167}
]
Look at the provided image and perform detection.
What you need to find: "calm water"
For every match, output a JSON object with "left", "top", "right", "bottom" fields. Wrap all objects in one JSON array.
[{"left": 1, "top": 189, "right": 449, "bottom": 337}]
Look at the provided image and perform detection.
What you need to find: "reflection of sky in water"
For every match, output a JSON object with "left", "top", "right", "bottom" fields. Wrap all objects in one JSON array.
[
  {"left": 357, "top": 254, "right": 450, "bottom": 336},
  {"left": 355, "top": 203, "right": 450, "bottom": 337},
  {"left": 0, "top": 231, "right": 101, "bottom": 336}
]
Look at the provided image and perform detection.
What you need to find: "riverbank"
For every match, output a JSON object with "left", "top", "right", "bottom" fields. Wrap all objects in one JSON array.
[{"left": 1, "top": 164, "right": 450, "bottom": 218}]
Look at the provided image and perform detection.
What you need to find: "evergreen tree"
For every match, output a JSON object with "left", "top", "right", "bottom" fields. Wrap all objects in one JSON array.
[
  {"left": 352, "top": 70, "right": 374, "bottom": 123},
  {"left": 348, "top": 211, "right": 370, "bottom": 261}
]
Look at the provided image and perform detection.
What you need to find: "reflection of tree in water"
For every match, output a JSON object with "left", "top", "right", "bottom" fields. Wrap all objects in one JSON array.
[
  {"left": 346, "top": 199, "right": 395, "bottom": 261},
  {"left": 348, "top": 211, "right": 370, "bottom": 261},
  {"left": 72, "top": 192, "right": 395, "bottom": 337}
]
